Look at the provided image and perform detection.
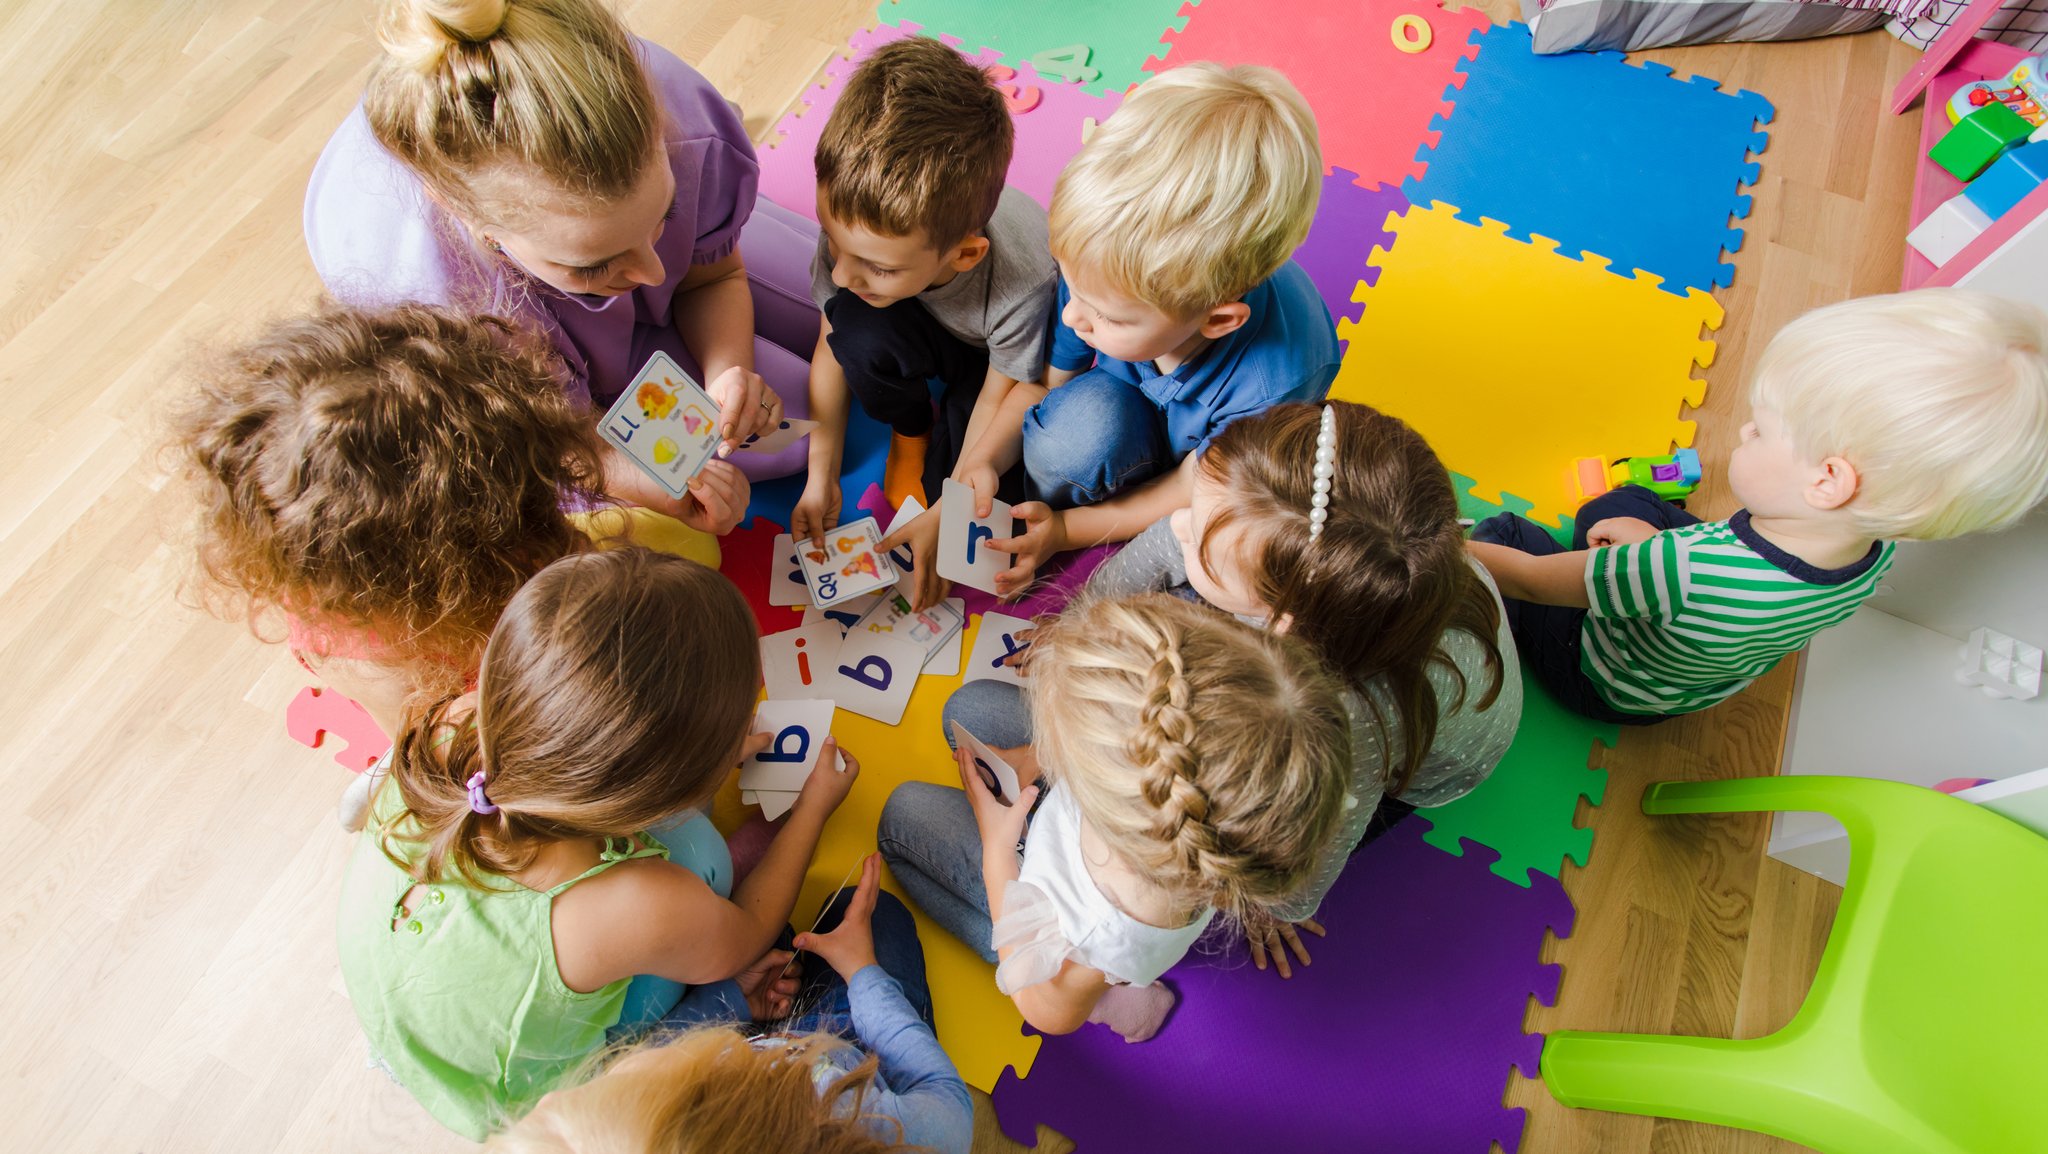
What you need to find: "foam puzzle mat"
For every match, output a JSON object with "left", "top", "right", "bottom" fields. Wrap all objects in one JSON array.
[
  {"left": 1407, "top": 22, "right": 1772, "bottom": 296},
  {"left": 989, "top": 820, "right": 1573, "bottom": 1154},
  {"left": 1332, "top": 200, "right": 1722, "bottom": 530},
  {"left": 879, "top": 0, "right": 1191, "bottom": 94}
]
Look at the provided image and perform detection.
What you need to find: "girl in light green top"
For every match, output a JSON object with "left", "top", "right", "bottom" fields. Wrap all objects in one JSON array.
[{"left": 338, "top": 547, "right": 862, "bottom": 1140}]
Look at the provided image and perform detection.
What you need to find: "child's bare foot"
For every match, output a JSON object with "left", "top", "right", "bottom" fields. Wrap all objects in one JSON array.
[{"left": 1087, "top": 981, "right": 1176, "bottom": 1042}]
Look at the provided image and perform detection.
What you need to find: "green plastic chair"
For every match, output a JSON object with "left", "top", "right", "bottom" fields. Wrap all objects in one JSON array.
[{"left": 1541, "top": 774, "right": 2048, "bottom": 1154}]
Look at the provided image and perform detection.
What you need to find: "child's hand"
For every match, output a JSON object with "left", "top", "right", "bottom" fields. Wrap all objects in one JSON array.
[
  {"left": 878, "top": 507, "right": 948, "bottom": 610},
  {"left": 989, "top": 503, "right": 1066, "bottom": 601},
  {"left": 792, "top": 475, "right": 842, "bottom": 547},
  {"left": 1244, "top": 913, "right": 1325, "bottom": 979},
  {"left": 734, "top": 946, "right": 801, "bottom": 1021},
  {"left": 958, "top": 745, "right": 1038, "bottom": 851},
  {"left": 1586, "top": 516, "right": 1660, "bottom": 548},
  {"left": 956, "top": 460, "right": 1004, "bottom": 519},
  {"left": 676, "top": 459, "right": 750, "bottom": 535},
  {"left": 792, "top": 853, "right": 882, "bottom": 979},
  {"left": 1001, "top": 625, "right": 1038, "bottom": 676},
  {"left": 706, "top": 366, "right": 783, "bottom": 457},
  {"left": 795, "top": 739, "right": 860, "bottom": 818}
]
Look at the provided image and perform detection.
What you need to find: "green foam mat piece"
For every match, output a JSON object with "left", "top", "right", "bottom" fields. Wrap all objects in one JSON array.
[
  {"left": 1426, "top": 475, "right": 1613, "bottom": 887},
  {"left": 875, "top": 0, "right": 1189, "bottom": 94}
]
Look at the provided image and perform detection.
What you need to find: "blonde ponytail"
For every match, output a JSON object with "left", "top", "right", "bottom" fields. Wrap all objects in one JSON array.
[
  {"left": 364, "top": 0, "right": 659, "bottom": 222},
  {"left": 1030, "top": 594, "right": 1352, "bottom": 924}
]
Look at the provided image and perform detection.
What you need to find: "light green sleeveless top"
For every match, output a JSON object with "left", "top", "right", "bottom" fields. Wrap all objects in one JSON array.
[{"left": 336, "top": 778, "right": 669, "bottom": 1139}]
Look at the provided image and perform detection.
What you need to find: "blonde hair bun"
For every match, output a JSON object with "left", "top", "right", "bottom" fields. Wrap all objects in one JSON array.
[{"left": 378, "top": 0, "right": 512, "bottom": 75}]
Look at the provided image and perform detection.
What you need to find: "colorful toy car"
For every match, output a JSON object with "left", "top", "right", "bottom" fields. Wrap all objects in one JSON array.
[{"left": 1573, "top": 448, "right": 1703, "bottom": 505}]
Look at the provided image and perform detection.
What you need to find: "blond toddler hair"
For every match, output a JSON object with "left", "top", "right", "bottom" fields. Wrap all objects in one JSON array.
[
  {"left": 1029, "top": 593, "right": 1351, "bottom": 924},
  {"left": 1750, "top": 288, "right": 2048, "bottom": 540},
  {"left": 1048, "top": 62, "right": 1321, "bottom": 318}
]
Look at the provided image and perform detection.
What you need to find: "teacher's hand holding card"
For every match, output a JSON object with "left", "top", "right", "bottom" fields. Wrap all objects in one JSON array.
[
  {"left": 598, "top": 352, "right": 751, "bottom": 534},
  {"left": 701, "top": 365, "right": 784, "bottom": 457}
]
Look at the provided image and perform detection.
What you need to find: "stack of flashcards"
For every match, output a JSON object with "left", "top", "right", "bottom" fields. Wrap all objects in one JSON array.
[{"left": 739, "top": 700, "right": 837, "bottom": 820}]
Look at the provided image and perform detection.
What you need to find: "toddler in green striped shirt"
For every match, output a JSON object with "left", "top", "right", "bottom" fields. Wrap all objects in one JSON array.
[{"left": 1467, "top": 289, "right": 2048, "bottom": 723}]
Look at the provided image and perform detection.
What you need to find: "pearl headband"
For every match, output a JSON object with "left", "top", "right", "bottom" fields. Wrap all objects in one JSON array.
[{"left": 1308, "top": 404, "right": 1337, "bottom": 542}]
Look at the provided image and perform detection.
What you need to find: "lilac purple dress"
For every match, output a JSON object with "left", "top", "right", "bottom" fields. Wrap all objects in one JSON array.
[{"left": 303, "top": 39, "right": 820, "bottom": 479}]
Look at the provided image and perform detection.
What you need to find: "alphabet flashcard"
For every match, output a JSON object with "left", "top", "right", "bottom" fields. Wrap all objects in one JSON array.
[
  {"left": 796, "top": 516, "right": 897, "bottom": 607},
  {"left": 882, "top": 494, "right": 928, "bottom": 597},
  {"left": 740, "top": 699, "right": 837, "bottom": 793},
  {"left": 597, "top": 352, "right": 722, "bottom": 500},
  {"left": 924, "top": 597, "right": 966, "bottom": 677},
  {"left": 768, "top": 533, "right": 810, "bottom": 607},
  {"left": 826, "top": 629, "right": 925, "bottom": 725},
  {"left": 759, "top": 621, "right": 844, "bottom": 702},
  {"left": 803, "top": 592, "right": 881, "bottom": 636},
  {"left": 734, "top": 416, "right": 818, "bottom": 455},
  {"left": 952, "top": 721, "right": 1022, "bottom": 807},
  {"left": 935, "top": 478, "right": 1016, "bottom": 595},
  {"left": 854, "top": 591, "right": 964, "bottom": 671},
  {"left": 963, "top": 611, "right": 1033, "bottom": 687}
]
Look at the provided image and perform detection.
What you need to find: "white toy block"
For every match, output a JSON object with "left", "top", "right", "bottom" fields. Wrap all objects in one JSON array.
[
  {"left": 1956, "top": 626, "right": 2044, "bottom": 700},
  {"left": 1907, "top": 192, "right": 1995, "bottom": 266}
]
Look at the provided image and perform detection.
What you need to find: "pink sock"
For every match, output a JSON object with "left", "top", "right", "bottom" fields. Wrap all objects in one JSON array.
[
  {"left": 1087, "top": 982, "right": 1177, "bottom": 1043},
  {"left": 724, "top": 814, "right": 781, "bottom": 887}
]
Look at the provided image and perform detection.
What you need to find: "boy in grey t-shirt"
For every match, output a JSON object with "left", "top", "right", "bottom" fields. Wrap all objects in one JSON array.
[{"left": 793, "top": 38, "right": 1057, "bottom": 573}]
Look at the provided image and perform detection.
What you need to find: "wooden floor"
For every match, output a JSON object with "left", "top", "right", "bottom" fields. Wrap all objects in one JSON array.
[{"left": 0, "top": 1, "right": 1923, "bottom": 1150}]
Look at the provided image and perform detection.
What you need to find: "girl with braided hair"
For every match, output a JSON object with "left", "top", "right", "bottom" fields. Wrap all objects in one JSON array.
[{"left": 880, "top": 593, "right": 1351, "bottom": 1042}]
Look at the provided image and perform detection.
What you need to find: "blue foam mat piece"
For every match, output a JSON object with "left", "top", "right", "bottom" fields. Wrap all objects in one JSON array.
[{"left": 1404, "top": 22, "right": 1772, "bottom": 296}]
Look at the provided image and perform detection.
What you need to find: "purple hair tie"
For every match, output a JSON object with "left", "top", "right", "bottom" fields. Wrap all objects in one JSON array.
[{"left": 466, "top": 770, "right": 499, "bottom": 815}]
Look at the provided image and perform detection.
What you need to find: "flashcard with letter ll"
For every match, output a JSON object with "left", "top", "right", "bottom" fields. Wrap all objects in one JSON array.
[
  {"left": 935, "top": 478, "right": 1016, "bottom": 595},
  {"left": 597, "top": 351, "right": 721, "bottom": 500},
  {"left": 964, "top": 611, "right": 1033, "bottom": 687},
  {"left": 740, "top": 699, "right": 837, "bottom": 793},
  {"left": 825, "top": 629, "right": 925, "bottom": 725},
  {"left": 951, "top": 721, "right": 1021, "bottom": 807},
  {"left": 797, "top": 516, "right": 897, "bottom": 606},
  {"left": 759, "top": 621, "right": 844, "bottom": 701}
]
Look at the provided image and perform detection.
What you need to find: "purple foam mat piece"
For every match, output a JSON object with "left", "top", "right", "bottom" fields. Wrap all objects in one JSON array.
[
  {"left": 990, "top": 820, "right": 1571, "bottom": 1153},
  {"left": 1294, "top": 171, "right": 1407, "bottom": 330}
]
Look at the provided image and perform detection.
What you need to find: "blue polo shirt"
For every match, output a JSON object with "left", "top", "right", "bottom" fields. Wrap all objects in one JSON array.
[{"left": 1045, "top": 260, "right": 1340, "bottom": 455}]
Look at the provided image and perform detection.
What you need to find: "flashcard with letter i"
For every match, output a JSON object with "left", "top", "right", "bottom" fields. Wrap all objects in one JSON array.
[
  {"left": 597, "top": 351, "right": 721, "bottom": 500},
  {"left": 936, "top": 478, "right": 1016, "bottom": 595},
  {"left": 759, "top": 621, "right": 844, "bottom": 701},
  {"left": 797, "top": 516, "right": 897, "bottom": 606}
]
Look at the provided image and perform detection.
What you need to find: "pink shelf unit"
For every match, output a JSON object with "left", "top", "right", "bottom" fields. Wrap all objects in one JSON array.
[{"left": 1894, "top": 0, "right": 2048, "bottom": 287}]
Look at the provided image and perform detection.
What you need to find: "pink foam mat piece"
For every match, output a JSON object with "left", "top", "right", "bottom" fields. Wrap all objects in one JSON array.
[
  {"left": 759, "top": 21, "right": 1124, "bottom": 220},
  {"left": 284, "top": 686, "right": 390, "bottom": 773},
  {"left": 1147, "top": 0, "right": 1491, "bottom": 191}
]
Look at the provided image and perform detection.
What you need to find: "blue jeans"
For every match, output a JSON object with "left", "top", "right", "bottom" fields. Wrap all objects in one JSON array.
[
  {"left": 878, "top": 681, "right": 1037, "bottom": 964},
  {"left": 639, "top": 889, "right": 932, "bottom": 1040},
  {"left": 1470, "top": 484, "right": 1700, "bottom": 726},
  {"left": 1021, "top": 369, "right": 1176, "bottom": 508}
]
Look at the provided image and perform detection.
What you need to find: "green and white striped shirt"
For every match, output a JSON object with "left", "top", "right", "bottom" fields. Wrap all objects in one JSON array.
[{"left": 1581, "top": 511, "right": 1893, "bottom": 716}]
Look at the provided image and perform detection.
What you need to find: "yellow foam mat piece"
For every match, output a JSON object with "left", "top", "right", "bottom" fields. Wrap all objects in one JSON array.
[
  {"left": 710, "top": 615, "right": 1040, "bottom": 1092},
  {"left": 1333, "top": 200, "right": 1722, "bottom": 528}
]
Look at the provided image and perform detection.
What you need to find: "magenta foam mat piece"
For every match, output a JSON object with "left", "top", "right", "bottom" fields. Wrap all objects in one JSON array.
[{"left": 990, "top": 819, "right": 1569, "bottom": 1153}]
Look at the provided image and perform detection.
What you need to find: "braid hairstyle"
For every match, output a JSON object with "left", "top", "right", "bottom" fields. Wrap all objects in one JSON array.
[
  {"left": 381, "top": 546, "right": 761, "bottom": 888},
  {"left": 1196, "top": 401, "right": 1507, "bottom": 796},
  {"left": 1028, "top": 593, "right": 1352, "bottom": 925}
]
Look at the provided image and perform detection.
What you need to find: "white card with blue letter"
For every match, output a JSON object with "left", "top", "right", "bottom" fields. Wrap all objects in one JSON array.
[
  {"left": 797, "top": 516, "right": 897, "bottom": 606},
  {"left": 596, "top": 351, "right": 721, "bottom": 499},
  {"left": 882, "top": 495, "right": 928, "bottom": 597},
  {"left": 935, "top": 478, "right": 1015, "bottom": 594},
  {"left": 740, "top": 699, "right": 837, "bottom": 793},
  {"left": 951, "top": 721, "right": 1021, "bottom": 807},
  {"left": 735, "top": 416, "right": 818, "bottom": 455},
  {"left": 825, "top": 629, "right": 924, "bottom": 725},
  {"left": 963, "top": 612, "right": 1032, "bottom": 687},
  {"left": 768, "top": 533, "right": 810, "bottom": 607},
  {"left": 759, "top": 621, "right": 844, "bottom": 702},
  {"left": 803, "top": 592, "right": 880, "bottom": 636}
]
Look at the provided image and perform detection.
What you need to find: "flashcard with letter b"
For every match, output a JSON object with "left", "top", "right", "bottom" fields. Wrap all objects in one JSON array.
[
  {"left": 826, "top": 629, "right": 924, "bottom": 725},
  {"left": 740, "top": 699, "right": 837, "bottom": 793},
  {"left": 597, "top": 352, "right": 721, "bottom": 499},
  {"left": 936, "top": 478, "right": 1016, "bottom": 595}
]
